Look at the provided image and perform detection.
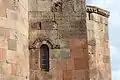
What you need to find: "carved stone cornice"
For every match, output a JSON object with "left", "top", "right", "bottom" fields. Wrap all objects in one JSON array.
[{"left": 86, "top": 5, "right": 110, "bottom": 18}]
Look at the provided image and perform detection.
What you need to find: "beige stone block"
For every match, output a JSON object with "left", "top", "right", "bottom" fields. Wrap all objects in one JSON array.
[
  {"left": 92, "top": 13, "right": 100, "bottom": 22},
  {"left": 6, "top": 50, "right": 16, "bottom": 63},
  {"left": 0, "top": 28, "right": 10, "bottom": 41},
  {"left": 0, "top": 17, "right": 7, "bottom": 27},
  {"left": 28, "top": 0, "right": 37, "bottom": 11},
  {"left": 94, "top": 30, "right": 104, "bottom": 39},
  {"left": 103, "top": 55, "right": 110, "bottom": 63},
  {"left": 60, "top": 49, "right": 70, "bottom": 59},
  {"left": 7, "top": 9, "right": 18, "bottom": 20},
  {"left": 86, "top": 20, "right": 94, "bottom": 30},
  {"left": 8, "top": 39, "right": 17, "bottom": 51},
  {"left": 92, "top": 13, "right": 106, "bottom": 24},
  {"left": 86, "top": 13, "right": 89, "bottom": 20},
  {"left": 0, "top": 4, "right": 6, "bottom": 17},
  {"left": 87, "top": 30, "right": 95, "bottom": 41},
  {"left": 93, "top": 22, "right": 102, "bottom": 31},
  {"left": 36, "top": 0, "right": 51, "bottom": 11},
  {"left": 0, "top": 61, "right": 8, "bottom": 75},
  {"left": 15, "top": 20, "right": 28, "bottom": 36},
  {"left": 0, "top": 41, "right": 6, "bottom": 49},
  {"left": 50, "top": 49, "right": 60, "bottom": 59},
  {"left": 0, "top": 27, "right": 5, "bottom": 40},
  {"left": 103, "top": 17, "right": 108, "bottom": 24}
]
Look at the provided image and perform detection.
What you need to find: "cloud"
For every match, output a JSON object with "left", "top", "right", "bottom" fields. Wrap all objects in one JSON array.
[{"left": 87, "top": 0, "right": 120, "bottom": 80}]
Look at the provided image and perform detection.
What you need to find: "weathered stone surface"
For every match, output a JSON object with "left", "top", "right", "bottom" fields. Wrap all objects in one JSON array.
[
  {"left": 29, "top": 0, "right": 88, "bottom": 79},
  {"left": 0, "top": 0, "right": 111, "bottom": 80},
  {"left": 0, "top": 0, "right": 29, "bottom": 80},
  {"left": 87, "top": 5, "right": 111, "bottom": 80}
]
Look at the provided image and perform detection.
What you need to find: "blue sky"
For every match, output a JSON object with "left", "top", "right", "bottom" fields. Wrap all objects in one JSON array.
[{"left": 86, "top": 0, "right": 120, "bottom": 80}]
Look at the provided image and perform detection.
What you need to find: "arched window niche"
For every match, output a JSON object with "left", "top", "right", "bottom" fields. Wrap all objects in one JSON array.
[{"left": 40, "top": 44, "right": 49, "bottom": 72}]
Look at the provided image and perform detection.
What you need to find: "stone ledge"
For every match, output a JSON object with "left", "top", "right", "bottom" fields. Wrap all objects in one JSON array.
[{"left": 86, "top": 5, "right": 110, "bottom": 18}]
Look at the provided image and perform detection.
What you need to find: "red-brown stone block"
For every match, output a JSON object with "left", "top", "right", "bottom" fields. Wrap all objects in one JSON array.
[
  {"left": 69, "top": 39, "right": 83, "bottom": 48},
  {"left": 4, "top": 28, "right": 10, "bottom": 40},
  {"left": 56, "top": 70, "right": 63, "bottom": 80},
  {"left": 66, "top": 59, "right": 74, "bottom": 70},
  {"left": 74, "top": 58, "right": 87, "bottom": 70},
  {"left": 0, "top": 48, "right": 6, "bottom": 61},
  {"left": 56, "top": 60, "right": 67, "bottom": 70},
  {"left": 0, "top": 27, "right": 10, "bottom": 40},
  {"left": 11, "top": 63, "right": 17, "bottom": 75},
  {"left": 35, "top": 74, "right": 39, "bottom": 80},
  {"left": 69, "top": 39, "right": 87, "bottom": 59},
  {"left": 71, "top": 48, "right": 84, "bottom": 58},
  {"left": 63, "top": 70, "right": 72, "bottom": 80}
]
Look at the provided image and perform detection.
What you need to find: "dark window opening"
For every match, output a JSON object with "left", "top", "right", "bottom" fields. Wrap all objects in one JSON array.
[
  {"left": 39, "top": 22, "right": 41, "bottom": 29},
  {"left": 88, "top": 12, "right": 91, "bottom": 20},
  {"left": 40, "top": 44, "right": 49, "bottom": 71}
]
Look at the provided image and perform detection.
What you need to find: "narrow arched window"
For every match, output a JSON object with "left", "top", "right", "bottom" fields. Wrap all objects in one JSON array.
[{"left": 40, "top": 44, "right": 49, "bottom": 71}]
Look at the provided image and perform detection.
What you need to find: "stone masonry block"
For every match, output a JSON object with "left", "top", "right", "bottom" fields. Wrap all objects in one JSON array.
[
  {"left": 51, "top": 49, "right": 60, "bottom": 59},
  {"left": 37, "top": 0, "right": 51, "bottom": 11},
  {"left": 60, "top": 49, "right": 70, "bottom": 59},
  {"left": 7, "top": 9, "right": 18, "bottom": 20},
  {"left": 103, "top": 55, "right": 109, "bottom": 63},
  {"left": 69, "top": 39, "right": 87, "bottom": 58},
  {"left": 0, "top": 48, "right": 6, "bottom": 61},
  {"left": 35, "top": 74, "right": 39, "bottom": 80},
  {"left": 74, "top": 58, "right": 87, "bottom": 70},
  {"left": 10, "top": 63, "right": 17, "bottom": 75},
  {"left": 56, "top": 70, "right": 63, "bottom": 80},
  {"left": 66, "top": 59, "right": 74, "bottom": 70},
  {"left": 73, "top": 70, "right": 86, "bottom": 80},
  {"left": 30, "top": 59, "right": 39, "bottom": 70},
  {"left": 8, "top": 39, "right": 17, "bottom": 51},
  {"left": 0, "top": 73, "right": 5, "bottom": 80},
  {"left": 0, "top": 27, "right": 10, "bottom": 40},
  {"left": 0, "top": 1, "right": 6, "bottom": 17},
  {"left": 56, "top": 60, "right": 67, "bottom": 70},
  {"left": 0, "top": 27, "right": 4, "bottom": 37},
  {"left": 63, "top": 70, "right": 72, "bottom": 80}
]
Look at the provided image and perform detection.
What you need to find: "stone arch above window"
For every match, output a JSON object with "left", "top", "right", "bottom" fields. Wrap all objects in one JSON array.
[
  {"left": 29, "top": 38, "right": 54, "bottom": 49},
  {"left": 29, "top": 38, "right": 60, "bottom": 50}
]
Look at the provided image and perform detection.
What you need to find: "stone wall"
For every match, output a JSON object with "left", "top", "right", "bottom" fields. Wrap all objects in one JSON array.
[
  {"left": 0, "top": 0, "right": 112, "bottom": 80},
  {"left": 29, "top": 0, "right": 89, "bottom": 80},
  {"left": 0, "top": 0, "right": 29, "bottom": 80},
  {"left": 86, "top": 5, "right": 111, "bottom": 80}
]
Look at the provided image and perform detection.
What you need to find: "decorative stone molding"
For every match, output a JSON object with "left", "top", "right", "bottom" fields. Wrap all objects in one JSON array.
[
  {"left": 86, "top": 5, "right": 110, "bottom": 18},
  {"left": 29, "top": 38, "right": 60, "bottom": 49}
]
